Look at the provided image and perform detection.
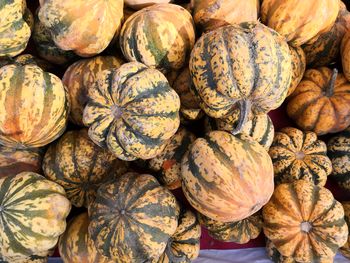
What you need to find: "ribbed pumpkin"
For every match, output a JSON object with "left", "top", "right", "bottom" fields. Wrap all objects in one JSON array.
[
  {"left": 189, "top": 22, "right": 291, "bottom": 133},
  {"left": 303, "top": 1, "right": 350, "bottom": 68},
  {"left": 120, "top": 4, "right": 196, "bottom": 73},
  {"left": 263, "top": 180, "right": 348, "bottom": 263},
  {"left": 0, "top": 145, "right": 43, "bottom": 179},
  {"left": 43, "top": 129, "right": 128, "bottom": 208},
  {"left": 83, "top": 62, "right": 181, "bottom": 161},
  {"left": 341, "top": 31, "right": 350, "bottom": 82},
  {"left": 88, "top": 172, "right": 179, "bottom": 262},
  {"left": 269, "top": 127, "right": 332, "bottom": 186},
  {"left": 38, "top": 0, "right": 123, "bottom": 57},
  {"left": 148, "top": 127, "right": 196, "bottom": 190},
  {"left": 287, "top": 67, "right": 350, "bottom": 135},
  {"left": 340, "top": 202, "right": 350, "bottom": 260},
  {"left": 62, "top": 56, "right": 124, "bottom": 126},
  {"left": 0, "top": 0, "right": 31, "bottom": 57},
  {"left": 0, "top": 64, "right": 69, "bottom": 149},
  {"left": 0, "top": 172, "right": 71, "bottom": 261},
  {"left": 192, "top": 0, "right": 260, "bottom": 32},
  {"left": 261, "top": 0, "right": 340, "bottom": 47},
  {"left": 327, "top": 128, "right": 350, "bottom": 191},
  {"left": 181, "top": 130, "right": 274, "bottom": 222},
  {"left": 125, "top": 0, "right": 172, "bottom": 10},
  {"left": 198, "top": 212, "right": 262, "bottom": 244},
  {"left": 288, "top": 46, "right": 306, "bottom": 97}
]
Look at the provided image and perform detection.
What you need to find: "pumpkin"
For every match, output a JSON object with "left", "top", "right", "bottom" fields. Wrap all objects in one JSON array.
[
  {"left": 287, "top": 67, "right": 350, "bottom": 135},
  {"left": 269, "top": 127, "right": 332, "bottom": 186},
  {"left": 263, "top": 180, "right": 348, "bottom": 262},
  {"left": 189, "top": 22, "right": 291, "bottom": 134},
  {"left": 192, "top": 0, "right": 260, "bottom": 32},
  {"left": 62, "top": 56, "right": 124, "bottom": 126},
  {"left": 148, "top": 127, "right": 196, "bottom": 190},
  {"left": 120, "top": 4, "right": 196, "bottom": 73},
  {"left": 341, "top": 31, "right": 350, "bottom": 82},
  {"left": 303, "top": 1, "right": 350, "bottom": 68},
  {"left": 327, "top": 128, "right": 350, "bottom": 191},
  {"left": 0, "top": 172, "right": 71, "bottom": 261},
  {"left": 261, "top": 0, "right": 340, "bottom": 47},
  {"left": 88, "top": 172, "right": 179, "bottom": 262},
  {"left": 43, "top": 129, "right": 128, "bottom": 208},
  {"left": 38, "top": 0, "right": 123, "bottom": 57},
  {"left": 0, "top": 63, "right": 69, "bottom": 149},
  {"left": 198, "top": 212, "right": 262, "bottom": 244},
  {"left": 340, "top": 202, "right": 350, "bottom": 259},
  {"left": 125, "top": 0, "right": 172, "bottom": 10},
  {"left": 0, "top": 145, "right": 43, "bottom": 179},
  {"left": 288, "top": 46, "right": 306, "bottom": 97},
  {"left": 0, "top": 0, "right": 31, "bottom": 57},
  {"left": 83, "top": 62, "right": 181, "bottom": 161},
  {"left": 181, "top": 130, "right": 274, "bottom": 222}
]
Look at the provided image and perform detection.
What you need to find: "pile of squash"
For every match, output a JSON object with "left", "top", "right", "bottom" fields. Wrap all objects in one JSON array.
[{"left": 2, "top": 0, "right": 350, "bottom": 262}]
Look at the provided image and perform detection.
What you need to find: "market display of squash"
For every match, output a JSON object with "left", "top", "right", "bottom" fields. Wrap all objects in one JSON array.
[
  {"left": 263, "top": 180, "right": 348, "bottom": 262},
  {"left": 62, "top": 56, "right": 124, "bottom": 126},
  {"left": 269, "top": 127, "right": 332, "bottom": 186},
  {"left": 342, "top": 30, "right": 350, "bottom": 82}
]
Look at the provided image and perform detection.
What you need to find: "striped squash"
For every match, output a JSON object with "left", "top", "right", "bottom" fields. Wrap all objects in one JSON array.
[
  {"left": 0, "top": 64, "right": 69, "bottom": 149},
  {"left": 43, "top": 129, "right": 128, "bottom": 208},
  {"left": 189, "top": 22, "right": 291, "bottom": 133},
  {"left": 181, "top": 131, "right": 274, "bottom": 222},
  {"left": 120, "top": 4, "right": 196, "bottom": 73},
  {"left": 327, "top": 128, "right": 350, "bottom": 191},
  {"left": 62, "top": 56, "right": 124, "bottom": 126},
  {"left": 88, "top": 172, "right": 179, "bottom": 262},
  {"left": 0, "top": 145, "right": 43, "bottom": 179},
  {"left": 269, "top": 127, "right": 332, "bottom": 186},
  {"left": 263, "top": 180, "right": 348, "bottom": 263},
  {"left": 287, "top": 46, "right": 306, "bottom": 97},
  {"left": 303, "top": 1, "right": 350, "bottom": 68},
  {"left": 83, "top": 62, "right": 181, "bottom": 161},
  {"left": 0, "top": 0, "right": 31, "bottom": 57},
  {"left": 198, "top": 212, "right": 262, "bottom": 244},
  {"left": 0, "top": 172, "right": 71, "bottom": 261},
  {"left": 342, "top": 31, "right": 350, "bottom": 82},
  {"left": 125, "top": 0, "right": 172, "bottom": 10},
  {"left": 261, "top": 0, "right": 340, "bottom": 47},
  {"left": 341, "top": 202, "right": 350, "bottom": 260},
  {"left": 192, "top": 0, "right": 260, "bottom": 32},
  {"left": 148, "top": 127, "right": 196, "bottom": 190},
  {"left": 38, "top": 0, "right": 123, "bottom": 57}
]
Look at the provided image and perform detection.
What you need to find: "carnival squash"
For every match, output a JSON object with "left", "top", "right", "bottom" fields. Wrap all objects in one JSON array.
[
  {"left": 288, "top": 46, "right": 306, "bottom": 97},
  {"left": 341, "top": 31, "right": 350, "bottom": 82},
  {"left": 88, "top": 172, "right": 179, "bottom": 262},
  {"left": 340, "top": 202, "right": 350, "bottom": 260},
  {"left": 125, "top": 0, "right": 172, "bottom": 10},
  {"left": 189, "top": 22, "right": 291, "bottom": 133},
  {"left": 83, "top": 62, "right": 181, "bottom": 161},
  {"left": 263, "top": 180, "right": 348, "bottom": 262}
]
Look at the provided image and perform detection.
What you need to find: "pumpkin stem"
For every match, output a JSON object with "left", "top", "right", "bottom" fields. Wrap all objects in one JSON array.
[
  {"left": 231, "top": 100, "right": 251, "bottom": 135},
  {"left": 300, "top": 221, "right": 312, "bottom": 233},
  {"left": 326, "top": 69, "right": 338, "bottom": 97},
  {"left": 111, "top": 105, "right": 122, "bottom": 119}
]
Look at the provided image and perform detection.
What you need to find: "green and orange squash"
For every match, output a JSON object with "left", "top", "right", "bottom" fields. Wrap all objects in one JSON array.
[
  {"left": 341, "top": 30, "right": 350, "bottom": 82},
  {"left": 287, "top": 46, "right": 306, "bottom": 97},
  {"left": 340, "top": 202, "right": 350, "bottom": 260}
]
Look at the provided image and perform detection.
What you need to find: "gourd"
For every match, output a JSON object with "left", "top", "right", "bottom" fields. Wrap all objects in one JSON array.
[
  {"left": 288, "top": 46, "right": 306, "bottom": 97},
  {"left": 340, "top": 202, "right": 350, "bottom": 260},
  {"left": 341, "top": 31, "right": 350, "bottom": 82}
]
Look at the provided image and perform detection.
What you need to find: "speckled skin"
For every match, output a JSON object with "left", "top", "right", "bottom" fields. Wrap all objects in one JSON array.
[
  {"left": 269, "top": 127, "right": 332, "bottom": 186},
  {"left": 288, "top": 46, "right": 306, "bottom": 97},
  {"left": 341, "top": 31, "right": 350, "bottom": 82},
  {"left": 263, "top": 180, "right": 348, "bottom": 263},
  {"left": 340, "top": 202, "right": 350, "bottom": 259}
]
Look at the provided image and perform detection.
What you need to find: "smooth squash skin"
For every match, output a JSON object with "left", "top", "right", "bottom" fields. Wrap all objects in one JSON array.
[
  {"left": 261, "top": 0, "right": 340, "bottom": 47},
  {"left": 189, "top": 22, "right": 291, "bottom": 134},
  {"left": 125, "top": 0, "right": 172, "bottom": 10},
  {"left": 341, "top": 202, "right": 350, "bottom": 260},
  {"left": 288, "top": 46, "right": 306, "bottom": 97},
  {"left": 181, "top": 131, "right": 274, "bottom": 222},
  {"left": 263, "top": 180, "right": 348, "bottom": 263},
  {"left": 341, "top": 31, "right": 350, "bottom": 82}
]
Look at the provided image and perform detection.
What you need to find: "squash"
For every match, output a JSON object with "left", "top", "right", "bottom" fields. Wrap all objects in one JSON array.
[
  {"left": 327, "top": 128, "right": 350, "bottom": 191},
  {"left": 0, "top": 172, "right": 71, "bottom": 261},
  {"left": 340, "top": 202, "right": 350, "bottom": 260},
  {"left": 287, "top": 67, "right": 350, "bottom": 135},
  {"left": 189, "top": 22, "right": 291, "bottom": 134},
  {"left": 148, "top": 127, "right": 196, "bottom": 190},
  {"left": 43, "top": 129, "right": 128, "bottom": 208},
  {"left": 0, "top": 0, "right": 31, "bottom": 57},
  {"left": 263, "top": 180, "right": 348, "bottom": 263},
  {"left": 83, "top": 62, "right": 181, "bottom": 161},
  {"left": 0, "top": 145, "right": 43, "bottom": 179},
  {"left": 341, "top": 31, "right": 350, "bottom": 82},
  {"left": 192, "top": 0, "right": 260, "bottom": 32},
  {"left": 0, "top": 63, "right": 69, "bottom": 148},
  {"left": 62, "top": 56, "right": 124, "bottom": 126},
  {"left": 303, "top": 1, "right": 350, "bottom": 68},
  {"left": 125, "top": 0, "right": 172, "bottom": 10},
  {"left": 269, "top": 127, "right": 332, "bottom": 186},
  {"left": 88, "top": 172, "right": 179, "bottom": 262},
  {"left": 261, "top": 0, "right": 340, "bottom": 47},
  {"left": 181, "top": 130, "right": 274, "bottom": 222},
  {"left": 38, "top": 0, "right": 123, "bottom": 57},
  {"left": 288, "top": 46, "right": 306, "bottom": 97},
  {"left": 198, "top": 212, "right": 262, "bottom": 244},
  {"left": 120, "top": 4, "right": 195, "bottom": 73}
]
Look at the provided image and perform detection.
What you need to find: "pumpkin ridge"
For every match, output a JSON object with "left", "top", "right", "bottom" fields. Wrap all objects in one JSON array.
[
  {"left": 270, "top": 191, "right": 302, "bottom": 222},
  {"left": 118, "top": 66, "right": 149, "bottom": 99},
  {"left": 5, "top": 189, "right": 64, "bottom": 208},
  {"left": 121, "top": 118, "right": 163, "bottom": 144},
  {"left": 125, "top": 182, "right": 160, "bottom": 209},
  {"left": 311, "top": 198, "right": 337, "bottom": 223},
  {"left": 311, "top": 99, "right": 329, "bottom": 130},
  {"left": 271, "top": 231, "right": 300, "bottom": 249},
  {"left": 124, "top": 16, "right": 144, "bottom": 63},
  {"left": 309, "top": 231, "right": 339, "bottom": 255}
]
